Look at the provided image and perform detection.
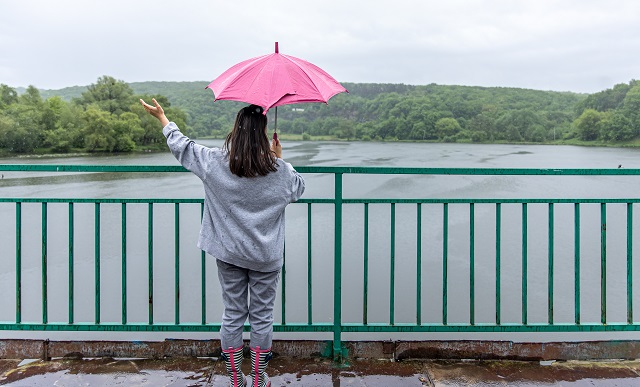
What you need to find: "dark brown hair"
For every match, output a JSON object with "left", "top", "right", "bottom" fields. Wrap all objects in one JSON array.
[{"left": 224, "top": 105, "right": 277, "bottom": 177}]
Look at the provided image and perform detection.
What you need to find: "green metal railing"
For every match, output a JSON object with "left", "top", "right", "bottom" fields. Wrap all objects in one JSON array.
[{"left": 1, "top": 165, "right": 640, "bottom": 361}]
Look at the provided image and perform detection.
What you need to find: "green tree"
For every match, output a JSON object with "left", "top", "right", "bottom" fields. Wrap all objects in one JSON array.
[
  {"left": 530, "top": 125, "right": 548, "bottom": 142},
  {"left": 0, "top": 112, "right": 40, "bottom": 152},
  {"left": 469, "top": 113, "right": 495, "bottom": 141},
  {"left": 41, "top": 96, "right": 66, "bottom": 132},
  {"left": 111, "top": 112, "right": 144, "bottom": 151},
  {"left": 574, "top": 109, "right": 603, "bottom": 141},
  {"left": 0, "top": 84, "right": 18, "bottom": 109},
  {"left": 20, "top": 85, "right": 43, "bottom": 107},
  {"left": 622, "top": 84, "right": 640, "bottom": 137},
  {"left": 575, "top": 82, "right": 634, "bottom": 115},
  {"left": 600, "top": 112, "right": 634, "bottom": 141},
  {"left": 291, "top": 118, "right": 310, "bottom": 135},
  {"left": 78, "top": 76, "right": 134, "bottom": 115},
  {"left": 435, "top": 117, "right": 461, "bottom": 140},
  {"left": 82, "top": 105, "right": 115, "bottom": 150}
]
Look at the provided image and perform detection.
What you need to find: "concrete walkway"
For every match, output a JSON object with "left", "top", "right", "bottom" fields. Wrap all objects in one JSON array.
[{"left": 2, "top": 357, "right": 640, "bottom": 386}]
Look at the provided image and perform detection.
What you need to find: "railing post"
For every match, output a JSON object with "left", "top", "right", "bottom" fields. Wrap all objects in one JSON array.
[
  {"left": 200, "top": 203, "right": 206, "bottom": 325},
  {"left": 627, "top": 203, "right": 634, "bottom": 324},
  {"left": 69, "top": 203, "right": 74, "bottom": 324},
  {"left": 522, "top": 203, "right": 528, "bottom": 325},
  {"left": 442, "top": 203, "right": 448, "bottom": 325},
  {"left": 148, "top": 203, "right": 154, "bottom": 325},
  {"left": 548, "top": 203, "right": 554, "bottom": 325},
  {"left": 42, "top": 203, "right": 48, "bottom": 325},
  {"left": 15, "top": 202, "right": 21, "bottom": 324},
  {"left": 307, "top": 203, "right": 313, "bottom": 325},
  {"left": 470, "top": 203, "right": 475, "bottom": 326},
  {"left": 496, "top": 203, "right": 501, "bottom": 325},
  {"left": 601, "top": 203, "right": 607, "bottom": 324},
  {"left": 333, "top": 172, "right": 345, "bottom": 362},
  {"left": 175, "top": 203, "right": 180, "bottom": 325},
  {"left": 94, "top": 203, "right": 100, "bottom": 325},
  {"left": 574, "top": 203, "right": 581, "bottom": 325},
  {"left": 121, "top": 203, "right": 127, "bottom": 325}
]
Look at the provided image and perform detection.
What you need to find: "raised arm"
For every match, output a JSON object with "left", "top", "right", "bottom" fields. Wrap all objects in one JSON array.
[{"left": 140, "top": 98, "right": 212, "bottom": 181}]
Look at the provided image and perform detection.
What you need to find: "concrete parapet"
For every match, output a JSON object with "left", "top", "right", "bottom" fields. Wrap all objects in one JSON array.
[{"left": 2, "top": 339, "right": 640, "bottom": 361}]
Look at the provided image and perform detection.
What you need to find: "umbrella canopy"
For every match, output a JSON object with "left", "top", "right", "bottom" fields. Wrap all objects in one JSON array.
[{"left": 206, "top": 42, "right": 347, "bottom": 114}]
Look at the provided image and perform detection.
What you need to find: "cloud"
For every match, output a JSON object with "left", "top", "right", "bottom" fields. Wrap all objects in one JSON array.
[{"left": 1, "top": 0, "right": 638, "bottom": 92}]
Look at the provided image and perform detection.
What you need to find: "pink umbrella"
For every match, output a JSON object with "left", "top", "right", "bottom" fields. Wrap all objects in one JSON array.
[{"left": 206, "top": 42, "right": 348, "bottom": 131}]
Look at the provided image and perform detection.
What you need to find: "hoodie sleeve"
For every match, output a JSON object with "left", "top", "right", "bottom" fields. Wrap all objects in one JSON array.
[
  {"left": 163, "top": 122, "right": 213, "bottom": 181},
  {"left": 283, "top": 162, "right": 305, "bottom": 202}
]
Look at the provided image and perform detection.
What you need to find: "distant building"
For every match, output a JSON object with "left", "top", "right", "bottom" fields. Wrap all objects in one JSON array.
[{"left": 292, "top": 108, "right": 305, "bottom": 112}]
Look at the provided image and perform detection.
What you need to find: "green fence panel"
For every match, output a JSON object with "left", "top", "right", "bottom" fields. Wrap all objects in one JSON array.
[{"left": 2, "top": 165, "right": 640, "bottom": 359}]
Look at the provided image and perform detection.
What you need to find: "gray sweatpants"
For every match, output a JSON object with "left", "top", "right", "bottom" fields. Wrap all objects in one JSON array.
[{"left": 216, "top": 259, "right": 280, "bottom": 350}]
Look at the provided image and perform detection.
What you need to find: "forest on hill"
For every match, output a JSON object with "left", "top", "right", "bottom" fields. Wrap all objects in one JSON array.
[{"left": 2, "top": 76, "right": 640, "bottom": 154}]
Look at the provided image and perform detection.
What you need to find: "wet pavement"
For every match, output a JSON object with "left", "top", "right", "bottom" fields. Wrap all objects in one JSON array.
[{"left": 2, "top": 357, "right": 640, "bottom": 386}]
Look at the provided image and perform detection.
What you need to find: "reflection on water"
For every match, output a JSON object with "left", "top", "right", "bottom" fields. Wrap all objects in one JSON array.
[{"left": 1, "top": 141, "right": 640, "bottom": 342}]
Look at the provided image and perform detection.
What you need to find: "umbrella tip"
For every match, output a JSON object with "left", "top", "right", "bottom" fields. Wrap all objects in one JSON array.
[{"left": 275, "top": 42, "right": 279, "bottom": 53}]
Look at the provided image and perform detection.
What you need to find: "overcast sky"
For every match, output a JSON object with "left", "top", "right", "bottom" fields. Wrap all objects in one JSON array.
[{"left": 1, "top": 0, "right": 638, "bottom": 93}]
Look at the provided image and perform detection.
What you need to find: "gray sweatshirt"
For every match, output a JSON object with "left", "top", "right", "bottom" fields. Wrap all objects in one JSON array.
[{"left": 163, "top": 122, "right": 305, "bottom": 272}]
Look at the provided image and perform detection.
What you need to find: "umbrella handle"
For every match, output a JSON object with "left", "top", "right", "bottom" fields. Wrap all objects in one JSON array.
[
  {"left": 274, "top": 106, "right": 278, "bottom": 133},
  {"left": 272, "top": 103, "right": 278, "bottom": 142}
]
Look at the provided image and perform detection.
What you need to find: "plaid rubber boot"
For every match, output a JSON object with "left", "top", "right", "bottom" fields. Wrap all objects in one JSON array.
[
  {"left": 249, "top": 346, "right": 272, "bottom": 387},
  {"left": 221, "top": 346, "right": 247, "bottom": 387}
]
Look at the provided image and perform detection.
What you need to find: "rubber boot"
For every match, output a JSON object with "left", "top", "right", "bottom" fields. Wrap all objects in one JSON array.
[
  {"left": 221, "top": 345, "right": 247, "bottom": 387},
  {"left": 249, "top": 346, "right": 272, "bottom": 387}
]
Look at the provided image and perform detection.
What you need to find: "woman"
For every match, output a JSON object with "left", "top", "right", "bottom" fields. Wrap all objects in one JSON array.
[{"left": 141, "top": 98, "right": 305, "bottom": 387}]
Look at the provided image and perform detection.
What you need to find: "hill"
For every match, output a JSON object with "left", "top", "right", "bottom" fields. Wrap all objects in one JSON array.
[{"left": 36, "top": 80, "right": 588, "bottom": 142}]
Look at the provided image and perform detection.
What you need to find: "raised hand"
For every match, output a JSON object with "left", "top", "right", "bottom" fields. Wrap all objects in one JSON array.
[{"left": 140, "top": 98, "right": 169, "bottom": 127}]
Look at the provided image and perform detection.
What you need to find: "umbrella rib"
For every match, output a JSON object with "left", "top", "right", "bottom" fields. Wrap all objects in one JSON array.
[{"left": 280, "top": 55, "right": 324, "bottom": 96}]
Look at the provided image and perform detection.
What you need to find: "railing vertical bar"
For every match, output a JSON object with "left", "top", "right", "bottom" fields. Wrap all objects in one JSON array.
[
  {"left": 522, "top": 203, "right": 528, "bottom": 325},
  {"left": 42, "top": 202, "right": 48, "bottom": 324},
  {"left": 390, "top": 203, "right": 396, "bottom": 325},
  {"left": 148, "top": 203, "right": 154, "bottom": 325},
  {"left": 282, "top": 240, "right": 287, "bottom": 325},
  {"left": 628, "top": 203, "right": 633, "bottom": 324},
  {"left": 363, "top": 203, "right": 369, "bottom": 325},
  {"left": 416, "top": 203, "right": 422, "bottom": 326},
  {"left": 575, "top": 203, "right": 581, "bottom": 325},
  {"left": 496, "top": 203, "right": 501, "bottom": 325},
  {"left": 68, "top": 203, "right": 74, "bottom": 324},
  {"left": 333, "top": 173, "right": 343, "bottom": 360},
  {"left": 15, "top": 202, "right": 21, "bottom": 324},
  {"left": 94, "top": 203, "right": 100, "bottom": 324},
  {"left": 548, "top": 203, "right": 554, "bottom": 325},
  {"left": 307, "top": 203, "right": 313, "bottom": 325},
  {"left": 201, "top": 203, "right": 206, "bottom": 325},
  {"left": 470, "top": 203, "right": 475, "bottom": 326},
  {"left": 443, "top": 203, "right": 448, "bottom": 325},
  {"left": 175, "top": 203, "right": 180, "bottom": 325},
  {"left": 601, "top": 203, "right": 607, "bottom": 325},
  {"left": 121, "top": 203, "right": 127, "bottom": 325}
]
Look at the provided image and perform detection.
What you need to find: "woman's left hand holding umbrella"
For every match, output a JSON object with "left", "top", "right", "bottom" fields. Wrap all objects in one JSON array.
[{"left": 271, "top": 132, "right": 282, "bottom": 159}]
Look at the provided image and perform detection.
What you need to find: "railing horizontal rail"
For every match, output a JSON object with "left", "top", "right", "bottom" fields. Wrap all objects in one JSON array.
[
  {"left": 0, "top": 323, "right": 334, "bottom": 332},
  {"left": 2, "top": 164, "right": 640, "bottom": 175},
  {"left": 3, "top": 322, "right": 640, "bottom": 333},
  {"left": 2, "top": 198, "right": 640, "bottom": 204},
  {"left": 0, "top": 198, "right": 204, "bottom": 203}
]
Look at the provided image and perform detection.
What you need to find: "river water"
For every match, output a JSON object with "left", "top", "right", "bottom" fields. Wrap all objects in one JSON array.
[{"left": 1, "top": 141, "right": 640, "bottom": 342}]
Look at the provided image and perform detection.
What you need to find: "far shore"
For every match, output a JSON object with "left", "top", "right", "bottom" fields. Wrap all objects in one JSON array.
[{"left": 1, "top": 136, "right": 639, "bottom": 159}]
